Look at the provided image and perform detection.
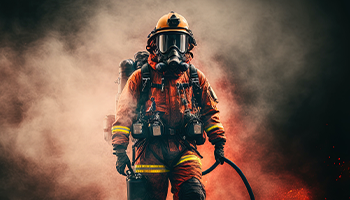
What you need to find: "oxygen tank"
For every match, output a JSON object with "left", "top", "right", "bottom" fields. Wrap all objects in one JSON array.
[
  {"left": 103, "top": 59, "right": 135, "bottom": 142},
  {"left": 117, "top": 59, "right": 136, "bottom": 105}
]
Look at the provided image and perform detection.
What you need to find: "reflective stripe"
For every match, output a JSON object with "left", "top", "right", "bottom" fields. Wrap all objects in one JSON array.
[
  {"left": 175, "top": 154, "right": 202, "bottom": 166},
  {"left": 135, "top": 164, "right": 169, "bottom": 173},
  {"left": 112, "top": 125, "right": 130, "bottom": 135},
  {"left": 135, "top": 155, "right": 201, "bottom": 174},
  {"left": 136, "top": 164, "right": 167, "bottom": 168},
  {"left": 135, "top": 169, "right": 170, "bottom": 173},
  {"left": 205, "top": 124, "right": 223, "bottom": 133}
]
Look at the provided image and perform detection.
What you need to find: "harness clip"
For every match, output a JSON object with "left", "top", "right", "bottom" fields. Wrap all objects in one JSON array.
[{"left": 142, "top": 77, "right": 151, "bottom": 92}]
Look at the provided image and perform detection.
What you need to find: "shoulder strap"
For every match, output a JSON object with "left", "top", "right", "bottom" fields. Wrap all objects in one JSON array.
[
  {"left": 141, "top": 63, "right": 151, "bottom": 92},
  {"left": 137, "top": 63, "right": 152, "bottom": 113},
  {"left": 189, "top": 64, "right": 202, "bottom": 108}
]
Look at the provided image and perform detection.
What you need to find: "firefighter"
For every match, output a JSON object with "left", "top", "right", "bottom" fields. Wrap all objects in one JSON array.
[{"left": 112, "top": 11, "right": 226, "bottom": 200}]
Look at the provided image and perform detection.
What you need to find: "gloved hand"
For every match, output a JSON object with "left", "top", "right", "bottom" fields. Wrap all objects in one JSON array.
[
  {"left": 113, "top": 146, "right": 131, "bottom": 176},
  {"left": 214, "top": 142, "right": 225, "bottom": 165}
]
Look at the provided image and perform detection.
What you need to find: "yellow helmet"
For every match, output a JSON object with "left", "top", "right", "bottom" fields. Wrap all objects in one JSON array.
[{"left": 147, "top": 11, "right": 196, "bottom": 53}]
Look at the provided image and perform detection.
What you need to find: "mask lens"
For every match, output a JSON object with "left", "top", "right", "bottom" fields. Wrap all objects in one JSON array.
[
  {"left": 179, "top": 34, "right": 186, "bottom": 53},
  {"left": 158, "top": 34, "right": 166, "bottom": 53},
  {"left": 157, "top": 33, "right": 188, "bottom": 53}
]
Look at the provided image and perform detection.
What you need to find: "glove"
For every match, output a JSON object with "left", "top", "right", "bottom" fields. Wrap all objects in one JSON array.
[
  {"left": 214, "top": 142, "right": 225, "bottom": 165},
  {"left": 113, "top": 146, "right": 131, "bottom": 176}
]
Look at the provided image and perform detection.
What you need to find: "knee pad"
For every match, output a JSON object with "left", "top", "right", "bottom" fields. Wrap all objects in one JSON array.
[{"left": 178, "top": 177, "right": 206, "bottom": 200}]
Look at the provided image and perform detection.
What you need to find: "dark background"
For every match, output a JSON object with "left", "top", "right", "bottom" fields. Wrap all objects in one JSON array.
[{"left": 0, "top": 0, "right": 349, "bottom": 199}]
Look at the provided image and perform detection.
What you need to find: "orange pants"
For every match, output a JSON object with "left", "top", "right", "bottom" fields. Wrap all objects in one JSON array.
[{"left": 134, "top": 137, "right": 204, "bottom": 200}]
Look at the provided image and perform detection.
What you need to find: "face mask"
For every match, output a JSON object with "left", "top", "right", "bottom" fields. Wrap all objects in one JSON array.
[{"left": 155, "top": 33, "right": 190, "bottom": 75}]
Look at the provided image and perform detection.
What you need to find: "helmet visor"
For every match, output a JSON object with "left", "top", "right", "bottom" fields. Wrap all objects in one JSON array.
[{"left": 157, "top": 33, "right": 188, "bottom": 53}]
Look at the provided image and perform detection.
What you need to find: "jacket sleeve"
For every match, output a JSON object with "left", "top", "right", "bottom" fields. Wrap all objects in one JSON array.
[
  {"left": 111, "top": 69, "right": 141, "bottom": 149},
  {"left": 197, "top": 69, "right": 226, "bottom": 145}
]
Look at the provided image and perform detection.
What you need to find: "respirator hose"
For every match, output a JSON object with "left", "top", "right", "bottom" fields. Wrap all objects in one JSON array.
[{"left": 202, "top": 157, "right": 255, "bottom": 200}]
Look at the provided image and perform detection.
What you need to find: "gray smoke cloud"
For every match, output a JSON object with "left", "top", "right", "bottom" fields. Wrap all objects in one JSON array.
[{"left": 1, "top": 0, "right": 347, "bottom": 199}]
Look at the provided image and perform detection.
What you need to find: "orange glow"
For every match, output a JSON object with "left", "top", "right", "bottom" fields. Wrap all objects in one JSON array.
[{"left": 282, "top": 188, "right": 311, "bottom": 200}]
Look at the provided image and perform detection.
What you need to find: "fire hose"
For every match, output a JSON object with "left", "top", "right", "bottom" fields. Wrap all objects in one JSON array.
[
  {"left": 202, "top": 157, "right": 255, "bottom": 200},
  {"left": 123, "top": 156, "right": 255, "bottom": 200}
]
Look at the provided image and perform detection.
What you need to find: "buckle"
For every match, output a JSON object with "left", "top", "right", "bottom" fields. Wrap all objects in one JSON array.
[
  {"left": 191, "top": 78, "right": 201, "bottom": 89},
  {"left": 141, "top": 77, "right": 150, "bottom": 92}
]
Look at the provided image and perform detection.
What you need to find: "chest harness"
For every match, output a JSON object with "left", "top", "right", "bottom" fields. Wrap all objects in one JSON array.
[{"left": 131, "top": 63, "right": 205, "bottom": 145}]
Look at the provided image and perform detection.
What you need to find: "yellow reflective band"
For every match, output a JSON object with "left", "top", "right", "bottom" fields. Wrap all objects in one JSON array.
[
  {"left": 112, "top": 126, "right": 130, "bottom": 131},
  {"left": 135, "top": 165, "right": 167, "bottom": 168},
  {"left": 135, "top": 164, "right": 169, "bottom": 173},
  {"left": 175, "top": 155, "right": 202, "bottom": 166},
  {"left": 111, "top": 126, "right": 130, "bottom": 135},
  {"left": 205, "top": 124, "right": 223, "bottom": 133},
  {"left": 135, "top": 169, "right": 170, "bottom": 173}
]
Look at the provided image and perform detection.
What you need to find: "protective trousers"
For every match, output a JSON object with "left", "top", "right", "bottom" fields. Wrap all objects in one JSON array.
[{"left": 134, "top": 136, "right": 205, "bottom": 200}]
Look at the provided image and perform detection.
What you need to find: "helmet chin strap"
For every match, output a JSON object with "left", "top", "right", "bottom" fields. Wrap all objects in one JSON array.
[{"left": 156, "top": 48, "right": 189, "bottom": 74}]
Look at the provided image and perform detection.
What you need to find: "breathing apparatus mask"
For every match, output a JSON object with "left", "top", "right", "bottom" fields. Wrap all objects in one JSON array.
[{"left": 155, "top": 32, "right": 190, "bottom": 74}]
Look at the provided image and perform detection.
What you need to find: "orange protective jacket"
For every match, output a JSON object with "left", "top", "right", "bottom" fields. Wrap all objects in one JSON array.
[{"left": 112, "top": 56, "right": 226, "bottom": 149}]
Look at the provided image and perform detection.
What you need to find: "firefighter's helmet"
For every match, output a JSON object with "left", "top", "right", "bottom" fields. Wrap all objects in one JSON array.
[{"left": 147, "top": 11, "right": 197, "bottom": 54}]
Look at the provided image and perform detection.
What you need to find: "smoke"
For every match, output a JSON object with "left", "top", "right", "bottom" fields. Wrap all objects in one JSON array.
[{"left": 0, "top": 0, "right": 349, "bottom": 199}]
